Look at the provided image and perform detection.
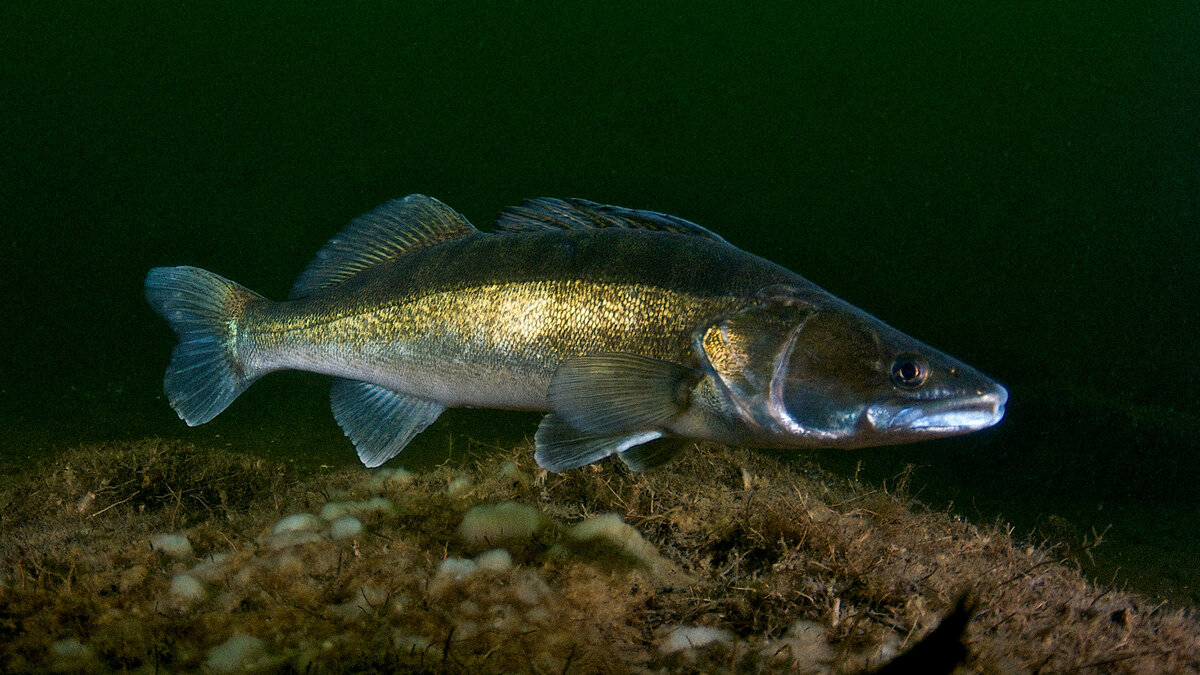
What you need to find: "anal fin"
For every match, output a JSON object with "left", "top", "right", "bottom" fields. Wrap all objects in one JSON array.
[{"left": 330, "top": 379, "right": 445, "bottom": 468}]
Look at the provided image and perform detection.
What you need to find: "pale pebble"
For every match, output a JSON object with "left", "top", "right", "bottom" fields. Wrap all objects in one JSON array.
[
  {"left": 272, "top": 513, "right": 324, "bottom": 535},
  {"left": 446, "top": 476, "right": 472, "bottom": 497},
  {"left": 169, "top": 573, "right": 206, "bottom": 604},
  {"left": 393, "top": 632, "right": 433, "bottom": 655},
  {"left": 205, "top": 635, "right": 270, "bottom": 673},
  {"left": 512, "top": 570, "right": 551, "bottom": 606},
  {"left": 435, "top": 557, "right": 478, "bottom": 581},
  {"left": 50, "top": 638, "right": 95, "bottom": 670},
  {"left": 329, "top": 515, "right": 364, "bottom": 540},
  {"left": 188, "top": 553, "right": 230, "bottom": 584},
  {"left": 459, "top": 502, "right": 545, "bottom": 546},
  {"left": 320, "top": 496, "right": 397, "bottom": 521},
  {"left": 367, "top": 467, "right": 413, "bottom": 492},
  {"left": 428, "top": 557, "right": 478, "bottom": 597},
  {"left": 660, "top": 625, "right": 734, "bottom": 654},
  {"left": 567, "top": 513, "right": 665, "bottom": 569},
  {"left": 474, "top": 549, "right": 513, "bottom": 573},
  {"left": 150, "top": 533, "right": 193, "bottom": 560}
]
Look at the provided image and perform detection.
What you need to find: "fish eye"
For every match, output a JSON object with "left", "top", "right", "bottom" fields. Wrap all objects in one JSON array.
[{"left": 890, "top": 355, "right": 929, "bottom": 389}]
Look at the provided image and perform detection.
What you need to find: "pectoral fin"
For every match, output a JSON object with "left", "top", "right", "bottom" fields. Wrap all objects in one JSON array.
[
  {"left": 330, "top": 379, "right": 445, "bottom": 468},
  {"left": 534, "top": 413, "right": 663, "bottom": 472},
  {"left": 548, "top": 353, "right": 699, "bottom": 435}
]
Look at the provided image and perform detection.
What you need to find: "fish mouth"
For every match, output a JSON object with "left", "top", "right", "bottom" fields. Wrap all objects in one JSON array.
[{"left": 875, "top": 386, "right": 1008, "bottom": 435}]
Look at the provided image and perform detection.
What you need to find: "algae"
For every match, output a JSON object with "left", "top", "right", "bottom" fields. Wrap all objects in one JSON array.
[{"left": 0, "top": 438, "right": 1197, "bottom": 673}]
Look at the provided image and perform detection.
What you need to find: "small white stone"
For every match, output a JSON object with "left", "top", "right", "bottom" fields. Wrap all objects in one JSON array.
[
  {"left": 567, "top": 513, "right": 665, "bottom": 569},
  {"left": 50, "top": 638, "right": 95, "bottom": 670},
  {"left": 329, "top": 515, "right": 364, "bottom": 540},
  {"left": 447, "top": 476, "right": 472, "bottom": 497},
  {"left": 150, "top": 533, "right": 193, "bottom": 560},
  {"left": 512, "top": 570, "right": 551, "bottom": 606},
  {"left": 435, "top": 557, "right": 478, "bottom": 581},
  {"left": 50, "top": 638, "right": 88, "bottom": 658},
  {"left": 188, "top": 553, "right": 230, "bottom": 584},
  {"left": 660, "top": 625, "right": 734, "bottom": 654},
  {"left": 762, "top": 619, "right": 835, "bottom": 667},
  {"left": 459, "top": 502, "right": 545, "bottom": 546},
  {"left": 393, "top": 631, "right": 433, "bottom": 655},
  {"left": 474, "top": 549, "right": 513, "bottom": 573},
  {"left": 454, "top": 619, "right": 479, "bottom": 641},
  {"left": 368, "top": 467, "right": 413, "bottom": 492},
  {"left": 272, "top": 513, "right": 325, "bottom": 535},
  {"left": 205, "top": 635, "right": 269, "bottom": 673},
  {"left": 497, "top": 461, "right": 529, "bottom": 484},
  {"left": 169, "top": 573, "right": 206, "bottom": 604},
  {"left": 319, "top": 502, "right": 350, "bottom": 521},
  {"left": 334, "top": 582, "right": 390, "bottom": 621},
  {"left": 428, "top": 557, "right": 479, "bottom": 597},
  {"left": 260, "top": 530, "right": 323, "bottom": 550},
  {"left": 319, "top": 496, "right": 397, "bottom": 521}
]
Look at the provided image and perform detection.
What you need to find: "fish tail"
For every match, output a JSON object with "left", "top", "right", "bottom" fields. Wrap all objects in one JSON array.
[{"left": 145, "top": 266, "right": 266, "bottom": 426}]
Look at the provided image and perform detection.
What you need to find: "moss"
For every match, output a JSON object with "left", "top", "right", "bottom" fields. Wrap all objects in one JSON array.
[{"left": 0, "top": 437, "right": 1197, "bottom": 673}]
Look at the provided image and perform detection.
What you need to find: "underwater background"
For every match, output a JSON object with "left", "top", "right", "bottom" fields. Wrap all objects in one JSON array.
[{"left": 3, "top": 1, "right": 1197, "bottom": 607}]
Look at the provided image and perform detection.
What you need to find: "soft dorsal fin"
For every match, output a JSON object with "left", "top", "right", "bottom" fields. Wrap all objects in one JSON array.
[
  {"left": 290, "top": 194, "right": 478, "bottom": 299},
  {"left": 495, "top": 198, "right": 728, "bottom": 243}
]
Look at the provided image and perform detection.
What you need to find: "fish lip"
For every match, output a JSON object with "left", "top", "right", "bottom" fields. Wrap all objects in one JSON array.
[{"left": 875, "top": 385, "right": 1008, "bottom": 434}]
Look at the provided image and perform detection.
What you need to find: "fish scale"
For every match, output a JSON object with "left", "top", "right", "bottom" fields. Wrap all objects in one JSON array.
[{"left": 146, "top": 194, "right": 1006, "bottom": 472}]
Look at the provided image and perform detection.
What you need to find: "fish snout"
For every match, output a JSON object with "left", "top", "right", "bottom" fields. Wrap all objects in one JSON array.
[{"left": 873, "top": 381, "right": 1007, "bottom": 438}]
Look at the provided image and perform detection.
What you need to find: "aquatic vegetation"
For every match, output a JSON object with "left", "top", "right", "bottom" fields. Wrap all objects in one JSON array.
[{"left": 0, "top": 438, "right": 1196, "bottom": 672}]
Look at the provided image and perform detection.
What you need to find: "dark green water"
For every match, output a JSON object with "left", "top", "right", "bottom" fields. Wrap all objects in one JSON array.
[{"left": 4, "top": 4, "right": 1198, "bottom": 604}]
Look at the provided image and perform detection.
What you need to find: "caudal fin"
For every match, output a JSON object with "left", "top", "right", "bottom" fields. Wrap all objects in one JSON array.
[{"left": 145, "top": 266, "right": 265, "bottom": 425}]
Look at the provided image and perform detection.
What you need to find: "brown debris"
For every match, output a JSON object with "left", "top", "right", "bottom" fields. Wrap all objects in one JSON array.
[{"left": 0, "top": 438, "right": 1196, "bottom": 673}]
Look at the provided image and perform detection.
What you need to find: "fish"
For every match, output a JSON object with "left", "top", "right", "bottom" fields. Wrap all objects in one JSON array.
[{"left": 145, "top": 195, "right": 1007, "bottom": 472}]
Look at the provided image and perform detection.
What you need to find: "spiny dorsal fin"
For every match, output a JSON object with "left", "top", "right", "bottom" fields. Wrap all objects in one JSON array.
[
  {"left": 495, "top": 198, "right": 728, "bottom": 243},
  {"left": 290, "top": 194, "right": 478, "bottom": 299}
]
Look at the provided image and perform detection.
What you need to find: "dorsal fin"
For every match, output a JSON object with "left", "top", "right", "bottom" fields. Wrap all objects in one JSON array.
[
  {"left": 289, "top": 194, "right": 478, "bottom": 299},
  {"left": 495, "top": 198, "right": 728, "bottom": 243}
]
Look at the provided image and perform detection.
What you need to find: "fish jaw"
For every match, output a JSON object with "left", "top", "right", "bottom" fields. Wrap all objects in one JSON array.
[{"left": 863, "top": 384, "right": 1008, "bottom": 441}]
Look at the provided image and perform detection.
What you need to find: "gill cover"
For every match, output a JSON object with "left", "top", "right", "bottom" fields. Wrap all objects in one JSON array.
[{"left": 697, "top": 286, "right": 818, "bottom": 438}]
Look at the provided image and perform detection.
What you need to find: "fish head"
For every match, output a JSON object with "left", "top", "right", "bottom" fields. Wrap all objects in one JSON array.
[{"left": 697, "top": 285, "right": 1007, "bottom": 448}]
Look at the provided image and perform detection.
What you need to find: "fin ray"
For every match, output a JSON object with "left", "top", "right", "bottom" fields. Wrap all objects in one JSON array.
[
  {"left": 290, "top": 195, "right": 478, "bottom": 299},
  {"left": 617, "top": 438, "right": 689, "bottom": 472},
  {"left": 549, "top": 354, "right": 697, "bottom": 435},
  {"left": 495, "top": 198, "right": 728, "bottom": 243},
  {"left": 330, "top": 379, "right": 445, "bottom": 468},
  {"left": 534, "top": 414, "right": 662, "bottom": 472},
  {"left": 145, "top": 266, "right": 264, "bottom": 425}
]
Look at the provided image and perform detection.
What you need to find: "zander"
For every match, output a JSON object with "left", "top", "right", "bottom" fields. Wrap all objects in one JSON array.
[{"left": 146, "top": 195, "right": 1007, "bottom": 472}]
